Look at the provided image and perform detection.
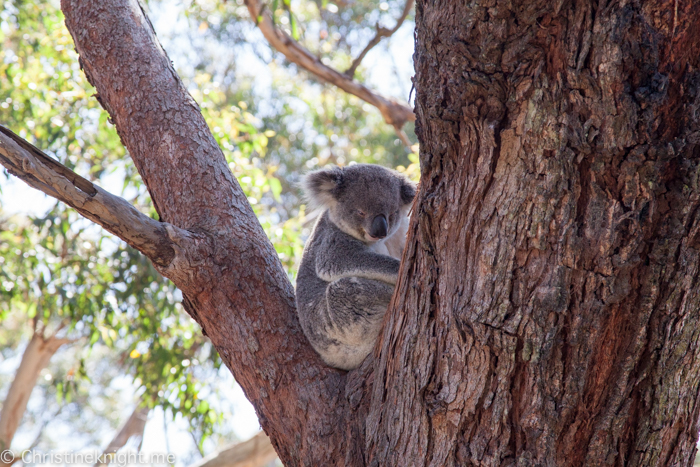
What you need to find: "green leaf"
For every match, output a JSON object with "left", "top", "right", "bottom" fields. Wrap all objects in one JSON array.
[
  {"left": 26, "top": 301, "right": 37, "bottom": 319},
  {"left": 55, "top": 382, "right": 63, "bottom": 403},
  {"left": 271, "top": 0, "right": 279, "bottom": 22},
  {"left": 290, "top": 12, "right": 299, "bottom": 40},
  {"left": 269, "top": 177, "right": 282, "bottom": 200},
  {"left": 89, "top": 330, "right": 99, "bottom": 346}
]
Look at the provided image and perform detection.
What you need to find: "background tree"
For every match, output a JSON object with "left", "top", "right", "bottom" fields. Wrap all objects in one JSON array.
[
  {"left": 1, "top": 1, "right": 282, "bottom": 462},
  {"left": 0, "top": 206, "right": 227, "bottom": 462}
]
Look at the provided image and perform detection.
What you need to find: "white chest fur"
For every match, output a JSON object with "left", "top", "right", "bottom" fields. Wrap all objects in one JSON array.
[{"left": 367, "top": 215, "right": 409, "bottom": 260}]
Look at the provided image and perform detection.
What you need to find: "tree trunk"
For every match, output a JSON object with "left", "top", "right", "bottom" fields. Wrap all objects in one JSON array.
[
  {"left": 357, "top": 0, "right": 700, "bottom": 465},
  {"left": 6, "top": 0, "right": 700, "bottom": 466},
  {"left": 0, "top": 333, "right": 70, "bottom": 457}
]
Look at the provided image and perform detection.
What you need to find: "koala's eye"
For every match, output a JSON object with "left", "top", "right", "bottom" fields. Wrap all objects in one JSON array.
[{"left": 357, "top": 209, "right": 366, "bottom": 218}]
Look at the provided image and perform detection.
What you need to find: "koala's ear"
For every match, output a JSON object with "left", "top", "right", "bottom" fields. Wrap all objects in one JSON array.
[
  {"left": 303, "top": 167, "right": 344, "bottom": 209},
  {"left": 400, "top": 178, "right": 417, "bottom": 205}
]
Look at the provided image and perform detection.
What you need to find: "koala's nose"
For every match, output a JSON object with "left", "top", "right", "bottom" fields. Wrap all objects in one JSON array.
[{"left": 370, "top": 214, "right": 388, "bottom": 239}]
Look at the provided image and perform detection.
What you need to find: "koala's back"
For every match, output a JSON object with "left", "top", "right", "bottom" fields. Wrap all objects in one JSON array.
[{"left": 295, "top": 213, "right": 335, "bottom": 345}]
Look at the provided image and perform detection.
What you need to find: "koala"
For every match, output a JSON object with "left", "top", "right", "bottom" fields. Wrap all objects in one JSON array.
[{"left": 295, "top": 164, "right": 416, "bottom": 370}]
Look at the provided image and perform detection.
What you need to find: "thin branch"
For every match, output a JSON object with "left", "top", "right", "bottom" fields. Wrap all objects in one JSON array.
[
  {"left": 393, "top": 124, "right": 412, "bottom": 149},
  {"left": 345, "top": 0, "right": 415, "bottom": 78},
  {"left": 189, "top": 431, "right": 205, "bottom": 458},
  {"left": 0, "top": 126, "right": 175, "bottom": 268},
  {"left": 94, "top": 405, "right": 149, "bottom": 467},
  {"left": 243, "top": 0, "right": 415, "bottom": 129}
]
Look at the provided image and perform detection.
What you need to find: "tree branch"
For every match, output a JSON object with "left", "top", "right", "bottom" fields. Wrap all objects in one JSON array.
[
  {"left": 0, "top": 125, "right": 175, "bottom": 268},
  {"left": 188, "top": 432, "right": 277, "bottom": 467},
  {"left": 242, "top": 0, "right": 415, "bottom": 129},
  {"left": 94, "top": 405, "right": 149, "bottom": 467},
  {"left": 344, "top": 0, "right": 414, "bottom": 79},
  {"left": 58, "top": 1, "right": 349, "bottom": 464}
]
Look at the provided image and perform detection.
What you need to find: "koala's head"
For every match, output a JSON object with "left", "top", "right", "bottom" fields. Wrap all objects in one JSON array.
[{"left": 303, "top": 164, "right": 416, "bottom": 243}]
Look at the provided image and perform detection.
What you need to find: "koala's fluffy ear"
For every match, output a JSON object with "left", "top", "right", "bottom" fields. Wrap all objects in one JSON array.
[
  {"left": 400, "top": 178, "right": 417, "bottom": 206},
  {"left": 303, "top": 167, "right": 344, "bottom": 209}
]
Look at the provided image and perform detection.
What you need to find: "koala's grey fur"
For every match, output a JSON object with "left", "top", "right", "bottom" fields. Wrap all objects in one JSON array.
[{"left": 295, "top": 164, "right": 416, "bottom": 370}]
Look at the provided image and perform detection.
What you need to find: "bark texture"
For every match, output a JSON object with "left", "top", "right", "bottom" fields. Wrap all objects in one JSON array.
[
  {"left": 59, "top": 1, "right": 347, "bottom": 465},
  {"left": 359, "top": 0, "right": 700, "bottom": 465}
]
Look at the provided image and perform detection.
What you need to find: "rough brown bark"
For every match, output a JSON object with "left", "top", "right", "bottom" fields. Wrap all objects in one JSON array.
[
  {"left": 358, "top": 0, "right": 700, "bottom": 465},
  {"left": 58, "top": 1, "right": 346, "bottom": 465}
]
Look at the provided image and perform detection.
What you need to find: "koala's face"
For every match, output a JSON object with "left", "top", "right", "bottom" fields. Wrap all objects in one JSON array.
[{"left": 304, "top": 164, "right": 416, "bottom": 243}]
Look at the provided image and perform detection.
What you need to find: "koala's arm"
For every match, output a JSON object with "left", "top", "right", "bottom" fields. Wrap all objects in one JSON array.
[{"left": 316, "top": 236, "right": 401, "bottom": 285}]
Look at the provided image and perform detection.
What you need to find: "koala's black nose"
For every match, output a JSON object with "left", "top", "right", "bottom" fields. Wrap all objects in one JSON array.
[{"left": 370, "top": 214, "right": 388, "bottom": 239}]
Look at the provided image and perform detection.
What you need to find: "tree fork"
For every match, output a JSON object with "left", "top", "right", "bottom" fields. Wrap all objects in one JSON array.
[{"left": 58, "top": 1, "right": 350, "bottom": 465}]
